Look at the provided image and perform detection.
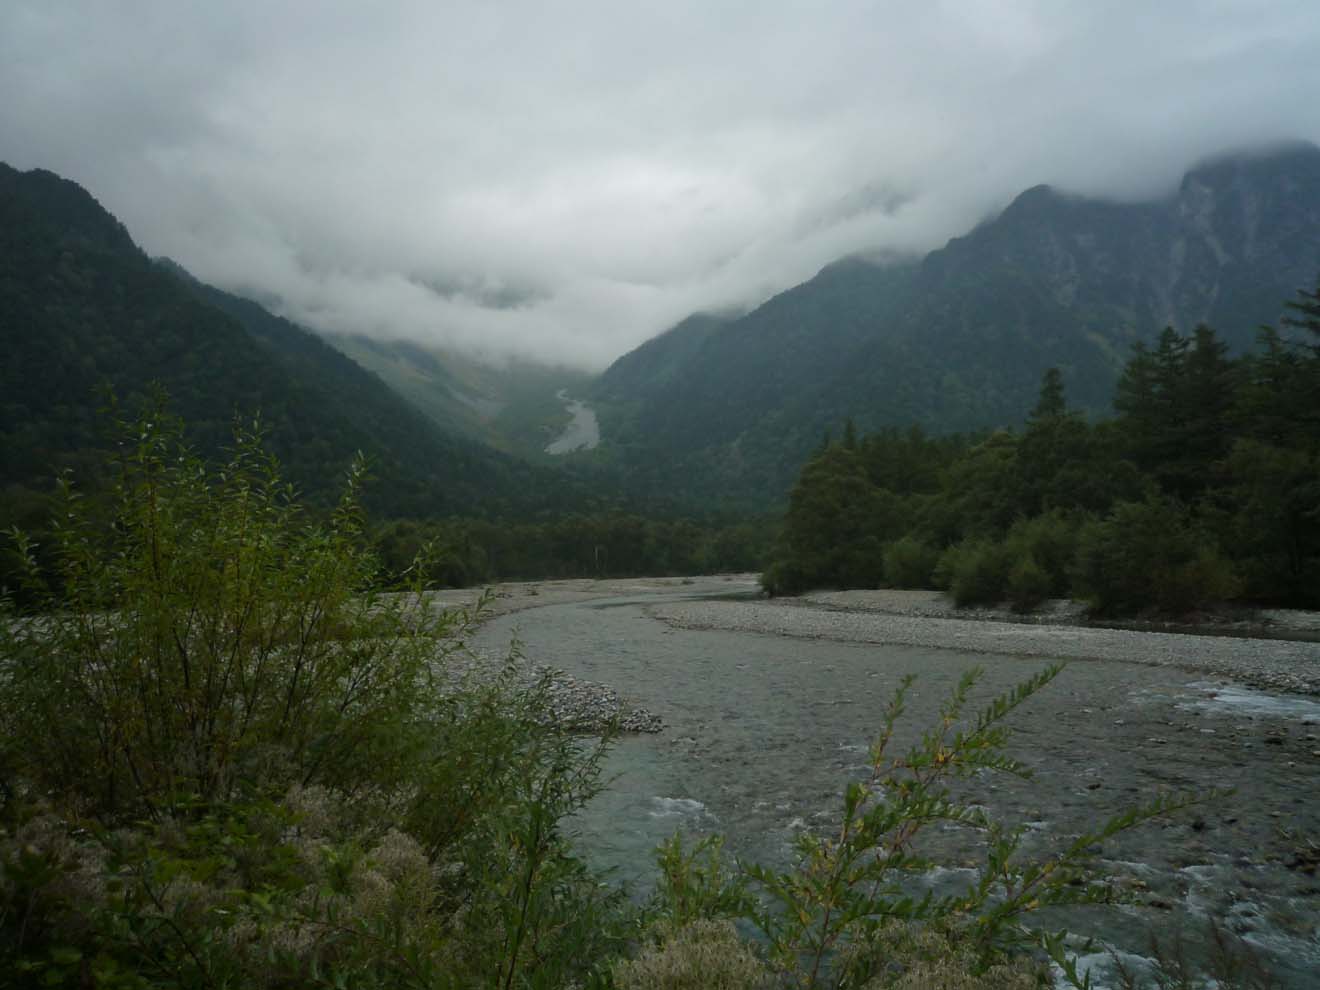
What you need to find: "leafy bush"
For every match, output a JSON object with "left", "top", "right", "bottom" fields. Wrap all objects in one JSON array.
[
  {"left": 652, "top": 833, "right": 755, "bottom": 928},
  {"left": 1072, "top": 496, "right": 1240, "bottom": 615},
  {"left": 614, "top": 920, "right": 771, "bottom": 990},
  {"left": 762, "top": 557, "right": 810, "bottom": 597},
  {"left": 1156, "top": 549, "right": 1243, "bottom": 616},
  {"left": 1006, "top": 554, "right": 1052, "bottom": 613},
  {"left": 3, "top": 412, "right": 449, "bottom": 816},
  {"left": 0, "top": 406, "right": 629, "bottom": 988},
  {"left": 883, "top": 536, "right": 941, "bottom": 589},
  {"left": 845, "top": 920, "right": 1042, "bottom": 989},
  {"left": 944, "top": 539, "right": 1012, "bottom": 607},
  {"left": 1002, "top": 510, "right": 1082, "bottom": 598}
]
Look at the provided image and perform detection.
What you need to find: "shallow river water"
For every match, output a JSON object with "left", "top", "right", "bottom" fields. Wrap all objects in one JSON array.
[{"left": 473, "top": 588, "right": 1320, "bottom": 987}]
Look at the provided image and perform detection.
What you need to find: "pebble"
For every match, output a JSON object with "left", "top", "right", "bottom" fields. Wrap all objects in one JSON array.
[{"left": 435, "top": 652, "right": 663, "bottom": 734}]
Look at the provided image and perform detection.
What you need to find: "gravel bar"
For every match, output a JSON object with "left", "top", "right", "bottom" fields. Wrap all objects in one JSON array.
[
  {"left": 650, "top": 598, "right": 1320, "bottom": 696},
  {"left": 441, "top": 650, "right": 663, "bottom": 734}
]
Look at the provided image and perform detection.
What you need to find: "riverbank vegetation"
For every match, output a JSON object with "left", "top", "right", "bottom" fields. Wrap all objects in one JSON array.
[
  {"left": 371, "top": 512, "right": 772, "bottom": 590},
  {"left": 3, "top": 407, "right": 1256, "bottom": 988},
  {"left": 1, "top": 408, "right": 631, "bottom": 987},
  {"left": 2, "top": 458, "right": 772, "bottom": 611},
  {"left": 764, "top": 279, "right": 1320, "bottom": 614}
]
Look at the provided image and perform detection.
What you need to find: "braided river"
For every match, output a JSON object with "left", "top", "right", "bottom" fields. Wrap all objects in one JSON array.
[{"left": 472, "top": 579, "right": 1320, "bottom": 987}]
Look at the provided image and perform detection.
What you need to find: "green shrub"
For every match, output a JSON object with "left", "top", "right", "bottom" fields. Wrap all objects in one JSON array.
[
  {"left": 1, "top": 408, "right": 467, "bottom": 816},
  {"left": 761, "top": 558, "right": 808, "bottom": 596},
  {"left": 1072, "top": 496, "right": 1240, "bottom": 615},
  {"left": 947, "top": 539, "right": 1011, "bottom": 607},
  {"left": 848, "top": 921, "right": 1042, "bottom": 989},
  {"left": 614, "top": 920, "right": 771, "bottom": 990},
  {"left": 1002, "top": 509, "right": 1082, "bottom": 598},
  {"left": 652, "top": 833, "right": 755, "bottom": 928},
  {"left": 1156, "top": 548, "right": 1242, "bottom": 615},
  {"left": 931, "top": 542, "right": 962, "bottom": 591},
  {"left": 0, "top": 405, "right": 630, "bottom": 989},
  {"left": 883, "top": 536, "right": 940, "bottom": 588},
  {"left": 1006, "top": 553, "right": 1052, "bottom": 613}
]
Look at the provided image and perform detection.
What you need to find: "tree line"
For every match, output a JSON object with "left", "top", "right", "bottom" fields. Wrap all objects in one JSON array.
[
  {"left": 372, "top": 512, "right": 773, "bottom": 588},
  {"left": 764, "top": 279, "right": 1320, "bottom": 614}
]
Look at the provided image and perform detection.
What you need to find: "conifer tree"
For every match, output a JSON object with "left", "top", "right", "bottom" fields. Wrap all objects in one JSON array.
[
  {"left": 1283, "top": 273, "right": 1320, "bottom": 351},
  {"left": 1030, "top": 367, "right": 1066, "bottom": 421}
]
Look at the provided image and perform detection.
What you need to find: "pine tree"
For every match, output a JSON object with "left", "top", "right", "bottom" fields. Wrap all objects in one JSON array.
[
  {"left": 1282, "top": 273, "right": 1320, "bottom": 351},
  {"left": 1030, "top": 367, "right": 1067, "bottom": 421}
]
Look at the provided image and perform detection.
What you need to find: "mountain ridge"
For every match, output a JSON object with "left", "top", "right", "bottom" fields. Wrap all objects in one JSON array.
[
  {"left": 588, "top": 142, "right": 1320, "bottom": 503},
  {"left": 0, "top": 161, "right": 582, "bottom": 521}
]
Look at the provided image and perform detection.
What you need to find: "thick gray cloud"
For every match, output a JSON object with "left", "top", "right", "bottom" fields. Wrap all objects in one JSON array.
[{"left": 3, "top": 1, "right": 1319, "bottom": 368}]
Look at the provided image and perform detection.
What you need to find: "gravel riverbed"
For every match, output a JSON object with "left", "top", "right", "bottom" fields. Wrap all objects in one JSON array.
[
  {"left": 461, "top": 577, "right": 1320, "bottom": 986},
  {"left": 425, "top": 576, "right": 756, "bottom": 732},
  {"left": 651, "top": 592, "right": 1320, "bottom": 696},
  {"left": 434, "top": 576, "right": 1320, "bottom": 728}
]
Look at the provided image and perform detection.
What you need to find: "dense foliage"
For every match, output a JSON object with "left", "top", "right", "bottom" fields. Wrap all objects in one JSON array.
[
  {"left": 1, "top": 411, "right": 628, "bottom": 988},
  {"left": 765, "top": 280, "right": 1320, "bottom": 613},
  {"left": 372, "top": 512, "right": 773, "bottom": 588}
]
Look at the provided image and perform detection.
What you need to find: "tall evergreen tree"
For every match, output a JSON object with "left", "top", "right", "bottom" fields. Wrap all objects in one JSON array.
[
  {"left": 1030, "top": 367, "right": 1067, "bottom": 421},
  {"left": 1017, "top": 367, "right": 1126, "bottom": 516},
  {"left": 1283, "top": 273, "right": 1320, "bottom": 351},
  {"left": 1171, "top": 324, "right": 1237, "bottom": 497},
  {"left": 1234, "top": 326, "right": 1309, "bottom": 445}
]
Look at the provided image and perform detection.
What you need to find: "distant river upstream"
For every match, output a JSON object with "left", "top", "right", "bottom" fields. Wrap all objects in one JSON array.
[
  {"left": 471, "top": 577, "right": 1320, "bottom": 989},
  {"left": 544, "top": 390, "right": 600, "bottom": 454}
]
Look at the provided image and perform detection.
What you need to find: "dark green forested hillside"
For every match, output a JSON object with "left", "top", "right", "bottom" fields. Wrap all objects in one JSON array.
[
  {"left": 765, "top": 287, "right": 1320, "bottom": 612},
  {"left": 170, "top": 272, "right": 584, "bottom": 516},
  {"left": 591, "top": 143, "right": 1320, "bottom": 505},
  {"left": 0, "top": 163, "right": 589, "bottom": 527},
  {"left": 592, "top": 312, "right": 732, "bottom": 409},
  {"left": 1, "top": 162, "right": 778, "bottom": 595}
]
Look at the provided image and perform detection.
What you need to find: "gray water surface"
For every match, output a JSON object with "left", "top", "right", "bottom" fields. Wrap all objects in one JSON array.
[{"left": 474, "top": 592, "right": 1320, "bottom": 987}]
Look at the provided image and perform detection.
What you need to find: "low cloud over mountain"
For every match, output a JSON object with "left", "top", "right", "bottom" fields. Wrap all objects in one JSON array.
[{"left": 3, "top": 1, "right": 1318, "bottom": 366}]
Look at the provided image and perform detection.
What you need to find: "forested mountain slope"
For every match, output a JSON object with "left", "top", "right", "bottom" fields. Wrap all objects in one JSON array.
[
  {"left": 594, "top": 143, "right": 1320, "bottom": 503},
  {"left": 0, "top": 163, "right": 572, "bottom": 520},
  {"left": 325, "top": 333, "right": 593, "bottom": 459}
]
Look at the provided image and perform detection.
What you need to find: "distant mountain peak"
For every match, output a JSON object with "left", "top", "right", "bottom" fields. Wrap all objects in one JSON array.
[
  {"left": 991, "top": 183, "right": 1072, "bottom": 225},
  {"left": 590, "top": 140, "right": 1320, "bottom": 504}
]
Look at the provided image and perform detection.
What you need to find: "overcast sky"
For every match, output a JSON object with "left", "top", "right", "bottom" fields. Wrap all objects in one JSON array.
[{"left": 3, "top": 1, "right": 1319, "bottom": 368}]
